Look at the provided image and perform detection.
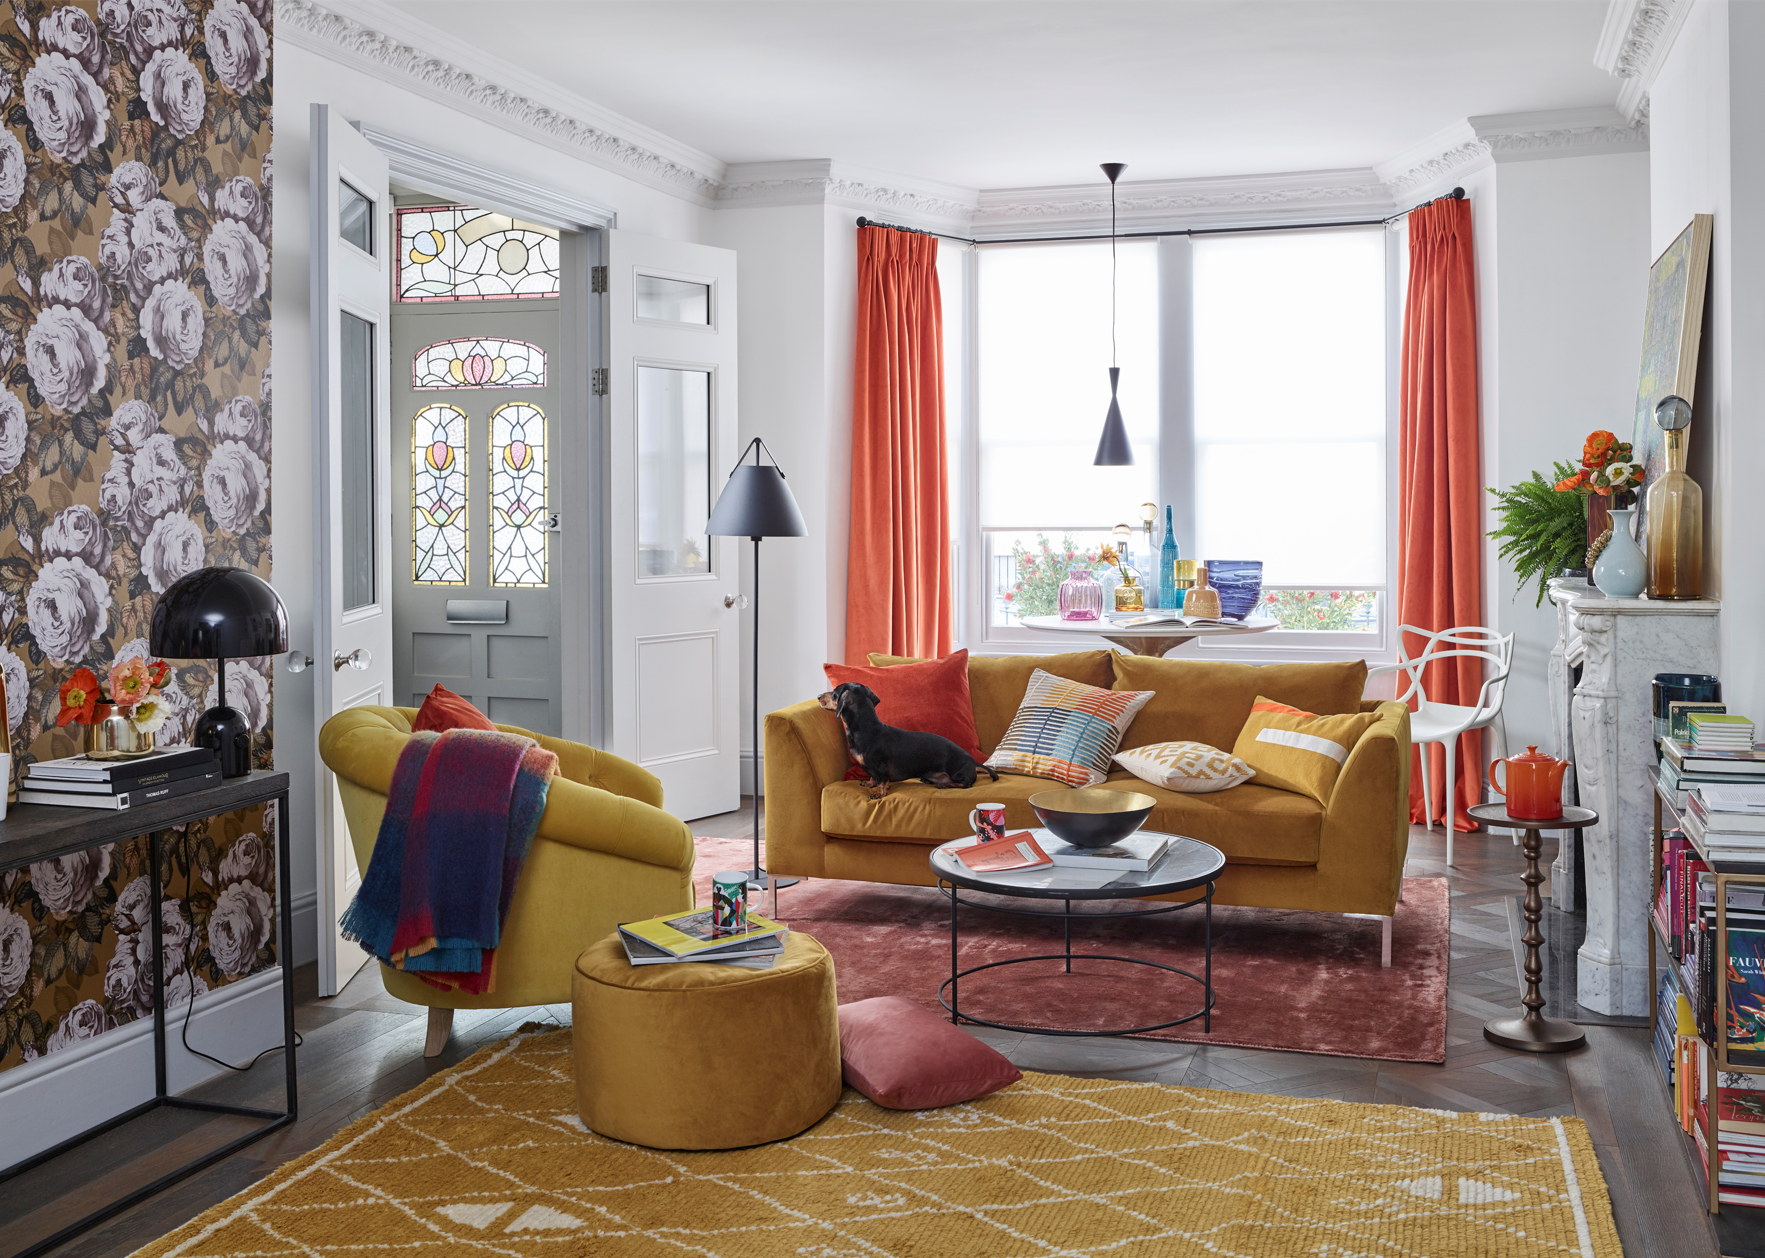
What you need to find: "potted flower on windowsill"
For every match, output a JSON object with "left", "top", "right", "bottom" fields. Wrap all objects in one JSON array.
[{"left": 58, "top": 658, "right": 174, "bottom": 759}]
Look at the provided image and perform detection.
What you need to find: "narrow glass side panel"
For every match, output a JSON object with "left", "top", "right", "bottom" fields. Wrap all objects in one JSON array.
[
  {"left": 412, "top": 337, "right": 546, "bottom": 389},
  {"left": 636, "top": 274, "right": 711, "bottom": 324},
  {"left": 490, "top": 402, "right": 548, "bottom": 587},
  {"left": 412, "top": 403, "right": 469, "bottom": 585},
  {"left": 636, "top": 366, "right": 712, "bottom": 577},
  {"left": 340, "top": 310, "right": 376, "bottom": 610},
  {"left": 340, "top": 181, "right": 373, "bottom": 255}
]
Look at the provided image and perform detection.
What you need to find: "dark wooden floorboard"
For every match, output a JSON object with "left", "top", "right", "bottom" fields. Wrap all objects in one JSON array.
[{"left": 1, "top": 811, "right": 1738, "bottom": 1257}]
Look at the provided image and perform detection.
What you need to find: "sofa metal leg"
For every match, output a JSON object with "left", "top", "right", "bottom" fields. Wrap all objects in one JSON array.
[
  {"left": 1381, "top": 915, "right": 1392, "bottom": 968},
  {"left": 424, "top": 1007, "right": 454, "bottom": 1058}
]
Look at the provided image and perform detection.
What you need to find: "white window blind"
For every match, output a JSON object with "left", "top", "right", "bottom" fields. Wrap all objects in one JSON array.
[
  {"left": 977, "top": 241, "right": 1158, "bottom": 528},
  {"left": 1191, "top": 230, "right": 1386, "bottom": 586}
]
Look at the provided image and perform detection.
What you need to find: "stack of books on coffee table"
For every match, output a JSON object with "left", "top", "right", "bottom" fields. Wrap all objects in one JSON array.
[{"left": 19, "top": 746, "right": 220, "bottom": 810}]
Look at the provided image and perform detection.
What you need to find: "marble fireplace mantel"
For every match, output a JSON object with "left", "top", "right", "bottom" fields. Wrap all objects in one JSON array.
[{"left": 1548, "top": 580, "right": 1719, "bottom": 1016}]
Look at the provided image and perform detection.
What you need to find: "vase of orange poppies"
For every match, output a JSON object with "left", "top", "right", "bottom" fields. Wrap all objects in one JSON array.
[{"left": 58, "top": 658, "right": 175, "bottom": 760}]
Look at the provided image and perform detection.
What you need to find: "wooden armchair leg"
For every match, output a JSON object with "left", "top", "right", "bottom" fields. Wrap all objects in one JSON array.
[
  {"left": 424, "top": 1007, "right": 454, "bottom": 1058},
  {"left": 1381, "top": 915, "right": 1393, "bottom": 968}
]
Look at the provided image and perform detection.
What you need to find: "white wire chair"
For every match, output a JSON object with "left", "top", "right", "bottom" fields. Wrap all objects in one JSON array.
[{"left": 1369, "top": 625, "right": 1514, "bottom": 866}]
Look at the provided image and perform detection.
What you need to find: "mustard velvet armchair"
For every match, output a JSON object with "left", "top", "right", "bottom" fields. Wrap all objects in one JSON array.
[{"left": 318, "top": 707, "right": 696, "bottom": 1056}]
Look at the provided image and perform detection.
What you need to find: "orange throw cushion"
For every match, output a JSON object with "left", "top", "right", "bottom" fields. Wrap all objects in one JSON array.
[
  {"left": 823, "top": 650, "right": 984, "bottom": 762},
  {"left": 412, "top": 684, "right": 497, "bottom": 733}
]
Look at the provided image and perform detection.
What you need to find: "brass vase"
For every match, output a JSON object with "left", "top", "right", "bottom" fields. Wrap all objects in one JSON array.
[
  {"left": 1646, "top": 426, "right": 1703, "bottom": 599},
  {"left": 1112, "top": 573, "right": 1144, "bottom": 613},
  {"left": 86, "top": 703, "right": 156, "bottom": 760}
]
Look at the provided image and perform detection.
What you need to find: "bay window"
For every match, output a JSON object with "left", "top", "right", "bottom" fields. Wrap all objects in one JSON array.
[{"left": 956, "top": 226, "right": 1394, "bottom": 658}]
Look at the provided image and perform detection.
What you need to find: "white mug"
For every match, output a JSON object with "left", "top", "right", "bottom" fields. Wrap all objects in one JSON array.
[{"left": 967, "top": 802, "right": 1007, "bottom": 843}]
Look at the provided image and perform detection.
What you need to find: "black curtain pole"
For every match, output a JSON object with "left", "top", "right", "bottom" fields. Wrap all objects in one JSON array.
[{"left": 854, "top": 186, "right": 1463, "bottom": 248}]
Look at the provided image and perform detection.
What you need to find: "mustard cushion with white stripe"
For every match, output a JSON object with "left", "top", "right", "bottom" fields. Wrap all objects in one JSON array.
[
  {"left": 1112, "top": 741, "right": 1254, "bottom": 793},
  {"left": 1231, "top": 697, "right": 1379, "bottom": 804}
]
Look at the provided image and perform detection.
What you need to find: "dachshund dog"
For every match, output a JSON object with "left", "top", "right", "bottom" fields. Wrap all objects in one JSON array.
[{"left": 818, "top": 682, "right": 999, "bottom": 800}]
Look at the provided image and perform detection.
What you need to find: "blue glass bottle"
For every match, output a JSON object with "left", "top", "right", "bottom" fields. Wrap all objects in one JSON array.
[{"left": 1159, "top": 507, "right": 1181, "bottom": 610}]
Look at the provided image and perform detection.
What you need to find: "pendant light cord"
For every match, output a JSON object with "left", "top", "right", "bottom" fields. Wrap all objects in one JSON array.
[{"left": 1110, "top": 178, "right": 1117, "bottom": 369}]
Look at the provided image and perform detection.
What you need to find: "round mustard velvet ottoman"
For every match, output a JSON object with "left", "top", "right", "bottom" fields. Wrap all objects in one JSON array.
[{"left": 571, "top": 930, "right": 841, "bottom": 1150}]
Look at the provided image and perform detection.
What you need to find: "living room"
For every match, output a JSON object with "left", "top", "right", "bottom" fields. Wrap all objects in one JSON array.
[{"left": 2, "top": 1, "right": 1763, "bottom": 1255}]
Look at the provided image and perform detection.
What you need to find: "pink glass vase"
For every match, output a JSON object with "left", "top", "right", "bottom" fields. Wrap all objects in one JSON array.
[{"left": 1058, "top": 567, "right": 1102, "bottom": 621}]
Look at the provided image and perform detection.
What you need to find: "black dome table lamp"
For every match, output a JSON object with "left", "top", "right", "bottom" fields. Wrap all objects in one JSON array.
[
  {"left": 150, "top": 567, "right": 290, "bottom": 777},
  {"left": 707, "top": 437, "right": 807, "bottom": 902}
]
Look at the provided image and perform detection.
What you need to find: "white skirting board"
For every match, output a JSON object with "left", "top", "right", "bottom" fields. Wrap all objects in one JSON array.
[
  {"left": 289, "top": 889, "right": 319, "bottom": 967},
  {"left": 0, "top": 966, "right": 287, "bottom": 1170}
]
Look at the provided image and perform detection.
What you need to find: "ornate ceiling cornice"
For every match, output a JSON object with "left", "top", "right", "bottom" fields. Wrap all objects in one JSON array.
[
  {"left": 275, "top": 0, "right": 726, "bottom": 203},
  {"left": 973, "top": 170, "right": 1394, "bottom": 236},
  {"left": 1378, "top": 110, "right": 1648, "bottom": 200},
  {"left": 1594, "top": 0, "right": 1691, "bottom": 123},
  {"left": 718, "top": 161, "right": 978, "bottom": 227}
]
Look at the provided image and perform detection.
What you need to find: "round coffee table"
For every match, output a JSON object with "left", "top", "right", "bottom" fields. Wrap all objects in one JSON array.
[
  {"left": 1019, "top": 614, "right": 1278, "bottom": 657},
  {"left": 929, "top": 831, "right": 1225, "bottom": 1037}
]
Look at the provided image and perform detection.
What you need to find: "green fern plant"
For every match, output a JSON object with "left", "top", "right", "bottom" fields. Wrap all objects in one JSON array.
[{"left": 1487, "top": 461, "right": 1588, "bottom": 606}]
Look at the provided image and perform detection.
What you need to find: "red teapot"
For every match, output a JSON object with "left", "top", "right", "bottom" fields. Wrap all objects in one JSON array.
[{"left": 1488, "top": 746, "right": 1571, "bottom": 820}]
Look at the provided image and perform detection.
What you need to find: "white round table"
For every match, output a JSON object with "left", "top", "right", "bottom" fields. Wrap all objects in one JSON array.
[{"left": 1018, "top": 614, "right": 1279, "bottom": 657}]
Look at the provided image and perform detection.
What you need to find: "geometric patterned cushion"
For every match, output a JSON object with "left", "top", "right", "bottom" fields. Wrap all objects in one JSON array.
[
  {"left": 1231, "top": 696, "right": 1380, "bottom": 804},
  {"left": 1112, "top": 741, "right": 1254, "bottom": 793},
  {"left": 982, "top": 669, "right": 1155, "bottom": 787}
]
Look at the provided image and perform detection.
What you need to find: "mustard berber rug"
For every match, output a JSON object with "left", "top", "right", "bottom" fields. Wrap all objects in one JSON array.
[{"left": 134, "top": 1029, "right": 1622, "bottom": 1257}]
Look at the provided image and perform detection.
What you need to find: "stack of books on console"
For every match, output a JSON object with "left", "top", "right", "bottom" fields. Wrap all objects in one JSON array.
[
  {"left": 1693, "top": 1052, "right": 1765, "bottom": 1206},
  {"left": 1692, "top": 713, "right": 1760, "bottom": 752},
  {"left": 1684, "top": 785, "right": 1765, "bottom": 864},
  {"left": 617, "top": 907, "right": 787, "bottom": 969},
  {"left": 1661, "top": 735, "right": 1765, "bottom": 808},
  {"left": 18, "top": 746, "right": 220, "bottom": 810}
]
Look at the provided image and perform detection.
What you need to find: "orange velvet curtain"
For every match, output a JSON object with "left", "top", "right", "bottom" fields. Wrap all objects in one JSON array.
[
  {"left": 845, "top": 226, "right": 952, "bottom": 663},
  {"left": 1399, "top": 197, "right": 1484, "bottom": 833}
]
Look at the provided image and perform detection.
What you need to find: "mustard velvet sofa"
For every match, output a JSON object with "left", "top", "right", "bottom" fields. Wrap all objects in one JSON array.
[
  {"left": 318, "top": 706, "right": 696, "bottom": 1054},
  {"left": 763, "top": 652, "right": 1411, "bottom": 924}
]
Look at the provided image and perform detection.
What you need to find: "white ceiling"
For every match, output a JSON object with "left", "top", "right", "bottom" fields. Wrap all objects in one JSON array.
[{"left": 384, "top": 1, "right": 1621, "bottom": 191}]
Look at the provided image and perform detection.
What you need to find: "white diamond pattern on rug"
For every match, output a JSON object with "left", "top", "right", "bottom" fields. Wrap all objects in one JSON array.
[
  {"left": 1459, "top": 1178, "right": 1522, "bottom": 1204},
  {"left": 1396, "top": 1176, "right": 1444, "bottom": 1199},
  {"left": 504, "top": 1204, "right": 584, "bottom": 1231},
  {"left": 434, "top": 1202, "right": 513, "bottom": 1228}
]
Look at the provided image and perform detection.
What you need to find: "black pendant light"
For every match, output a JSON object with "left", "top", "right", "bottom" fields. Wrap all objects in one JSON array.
[{"left": 1093, "top": 162, "right": 1133, "bottom": 465}]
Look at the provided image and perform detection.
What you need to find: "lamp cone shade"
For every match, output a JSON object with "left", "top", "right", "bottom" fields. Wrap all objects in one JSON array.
[
  {"left": 1094, "top": 367, "right": 1133, "bottom": 465},
  {"left": 707, "top": 464, "right": 807, "bottom": 539}
]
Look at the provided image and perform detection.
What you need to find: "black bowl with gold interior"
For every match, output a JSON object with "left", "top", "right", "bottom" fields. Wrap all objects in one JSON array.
[{"left": 1028, "top": 788, "right": 1156, "bottom": 849}]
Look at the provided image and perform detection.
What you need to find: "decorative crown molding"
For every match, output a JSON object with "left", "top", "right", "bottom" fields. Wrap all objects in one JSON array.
[
  {"left": 1377, "top": 108, "right": 1648, "bottom": 199},
  {"left": 719, "top": 160, "right": 978, "bottom": 229},
  {"left": 1593, "top": 0, "right": 1691, "bottom": 123},
  {"left": 973, "top": 169, "right": 1394, "bottom": 237},
  {"left": 275, "top": 0, "right": 727, "bottom": 203}
]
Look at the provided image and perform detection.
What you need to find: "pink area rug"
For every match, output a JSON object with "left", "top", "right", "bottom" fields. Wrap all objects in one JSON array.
[{"left": 693, "top": 837, "right": 1448, "bottom": 1063}]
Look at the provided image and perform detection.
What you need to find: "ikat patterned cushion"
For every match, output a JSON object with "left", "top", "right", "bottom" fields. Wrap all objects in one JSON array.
[
  {"left": 982, "top": 669, "right": 1154, "bottom": 787},
  {"left": 1112, "top": 741, "right": 1254, "bottom": 793},
  {"left": 1231, "top": 697, "right": 1380, "bottom": 804}
]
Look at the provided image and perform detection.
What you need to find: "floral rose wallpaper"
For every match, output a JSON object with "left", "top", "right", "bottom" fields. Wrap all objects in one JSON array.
[{"left": 0, "top": 0, "right": 274, "bottom": 1072}]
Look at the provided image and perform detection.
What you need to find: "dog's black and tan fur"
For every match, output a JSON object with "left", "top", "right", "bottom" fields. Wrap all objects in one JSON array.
[{"left": 818, "top": 681, "right": 999, "bottom": 800}]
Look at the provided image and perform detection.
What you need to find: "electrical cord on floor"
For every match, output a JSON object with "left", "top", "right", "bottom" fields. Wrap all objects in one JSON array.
[{"left": 175, "top": 827, "right": 304, "bottom": 1073}]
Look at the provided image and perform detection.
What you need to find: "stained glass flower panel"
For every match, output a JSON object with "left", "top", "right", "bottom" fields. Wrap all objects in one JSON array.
[
  {"left": 397, "top": 204, "right": 562, "bottom": 302},
  {"left": 490, "top": 403, "right": 548, "bottom": 588},
  {"left": 412, "top": 337, "right": 546, "bottom": 389},
  {"left": 412, "top": 404, "right": 469, "bottom": 585}
]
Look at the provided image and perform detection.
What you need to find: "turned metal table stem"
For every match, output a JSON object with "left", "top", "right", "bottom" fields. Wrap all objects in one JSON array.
[{"left": 1469, "top": 802, "right": 1599, "bottom": 1054}]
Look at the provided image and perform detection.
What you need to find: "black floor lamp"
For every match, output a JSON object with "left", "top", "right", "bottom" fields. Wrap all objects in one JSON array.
[{"left": 707, "top": 437, "right": 807, "bottom": 899}]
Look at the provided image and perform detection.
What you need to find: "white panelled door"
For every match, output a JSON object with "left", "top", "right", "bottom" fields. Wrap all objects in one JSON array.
[
  {"left": 605, "top": 232, "right": 740, "bottom": 821},
  {"left": 310, "top": 107, "right": 395, "bottom": 997}
]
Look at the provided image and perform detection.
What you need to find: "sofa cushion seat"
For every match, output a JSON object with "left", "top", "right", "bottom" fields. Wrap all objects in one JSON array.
[{"left": 820, "top": 771, "right": 1322, "bottom": 867}]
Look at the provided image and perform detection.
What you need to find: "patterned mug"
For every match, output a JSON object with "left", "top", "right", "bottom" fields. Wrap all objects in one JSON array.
[
  {"left": 967, "top": 803, "right": 1007, "bottom": 843},
  {"left": 711, "top": 871, "right": 748, "bottom": 934}
]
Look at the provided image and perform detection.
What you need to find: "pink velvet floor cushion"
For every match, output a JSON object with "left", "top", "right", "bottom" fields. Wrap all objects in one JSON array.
[{"left": 837, "top": 995, "right": 1022, "bottom": 1109}]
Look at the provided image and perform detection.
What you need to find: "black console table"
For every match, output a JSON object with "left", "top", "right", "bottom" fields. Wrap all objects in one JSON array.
[{"left": 0, "top": 771, "right": 294, "bottom": 1258}]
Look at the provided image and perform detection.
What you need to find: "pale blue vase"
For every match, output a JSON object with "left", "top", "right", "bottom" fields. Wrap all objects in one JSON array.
[{"left": 1593, "top": 507, "right": 1647, "bottom": 598}]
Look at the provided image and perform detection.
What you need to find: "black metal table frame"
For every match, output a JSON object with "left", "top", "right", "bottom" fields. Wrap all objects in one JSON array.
[
  {"left": 936, "top": 879, "right": 1216, "bottom": 1037},
  {"left": 0, "top": 778, "right": 295, "bottom": 1258}
]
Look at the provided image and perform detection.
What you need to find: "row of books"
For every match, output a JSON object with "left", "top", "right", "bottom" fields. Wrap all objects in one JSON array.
[
  {"left": 1683, "top": 787, "right": 1765, "bottom": 861},
  {"left": 617, "top": 908, "right": 787, "bottom": 969},
  {"left": 1657, "top": 971, "right": 1684, "bottom": 1091},
  {"left": 1691, "top": 712, "right": 1758, "bottom": 752},
  {"left": 1686, "top": 1041, "right": 1765, "bottom": 1206},
  {"left": 18, "top": 746, "right": 221, "bottom": 810}
]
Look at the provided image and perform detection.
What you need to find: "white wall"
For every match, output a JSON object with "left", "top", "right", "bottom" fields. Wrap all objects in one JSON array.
[
  {"left": 272, "top": 44, "right": 713, "bottom": 961},
  {"left": 1650, "top": 0, "right": 1765, "bottom": 725},
  {"left": 1488, "top": 153, "right": 1652, "bottom": 752}
]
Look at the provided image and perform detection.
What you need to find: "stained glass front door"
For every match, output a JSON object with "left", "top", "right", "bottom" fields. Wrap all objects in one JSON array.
[{"left": 390, "top": 204, "right": 565, "bottom": 738}]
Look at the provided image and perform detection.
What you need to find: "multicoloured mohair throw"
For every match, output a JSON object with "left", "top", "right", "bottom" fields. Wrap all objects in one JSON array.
[{"left": 340, "top": 729, "right": 558, "bottom": 994}]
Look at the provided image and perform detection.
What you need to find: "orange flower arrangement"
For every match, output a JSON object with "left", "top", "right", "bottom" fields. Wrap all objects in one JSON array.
[
  {"left": 55, "top": 656, "right": 175, "bottom": 731},
  {"left": 1556, "top": 429, "right": 1645, "bottom": 508},
  {"left": 56, "top": 668, "right": 100, "bottom": 728}
]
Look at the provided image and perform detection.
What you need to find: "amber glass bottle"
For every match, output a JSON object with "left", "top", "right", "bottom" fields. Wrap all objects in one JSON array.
[{"left": 1646, "top": 426, "right": 1703, "bottom": 599}]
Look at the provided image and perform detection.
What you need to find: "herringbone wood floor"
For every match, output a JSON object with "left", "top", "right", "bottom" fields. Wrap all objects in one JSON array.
[{"left": 3, "top": 814, "right": 1736, "bottom": 1258}]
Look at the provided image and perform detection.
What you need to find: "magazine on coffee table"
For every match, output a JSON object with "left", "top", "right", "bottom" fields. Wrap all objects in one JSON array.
[{"left": 1113, "top": 612, "right": 1237, "bottom": 627}]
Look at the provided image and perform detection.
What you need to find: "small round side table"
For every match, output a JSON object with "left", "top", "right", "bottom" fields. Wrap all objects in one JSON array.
[{"left": 1468, "top": 802, "right": 1599, "bottom": 1054}]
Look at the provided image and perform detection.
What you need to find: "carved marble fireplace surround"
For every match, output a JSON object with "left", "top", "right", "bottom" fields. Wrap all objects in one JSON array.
[{"left": 1547, "top": 578, "right": 1719, "bottom": 1016}]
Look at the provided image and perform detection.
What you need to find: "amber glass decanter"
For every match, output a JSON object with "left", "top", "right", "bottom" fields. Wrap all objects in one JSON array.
[{"left": 1646, "top": 396, "right": 1703, "bottom": 600}]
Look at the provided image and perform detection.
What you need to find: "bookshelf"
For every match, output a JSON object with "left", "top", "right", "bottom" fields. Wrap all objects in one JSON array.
[{"left": 1648, "top": 766, "right": 1765, "bottom": 1215}]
